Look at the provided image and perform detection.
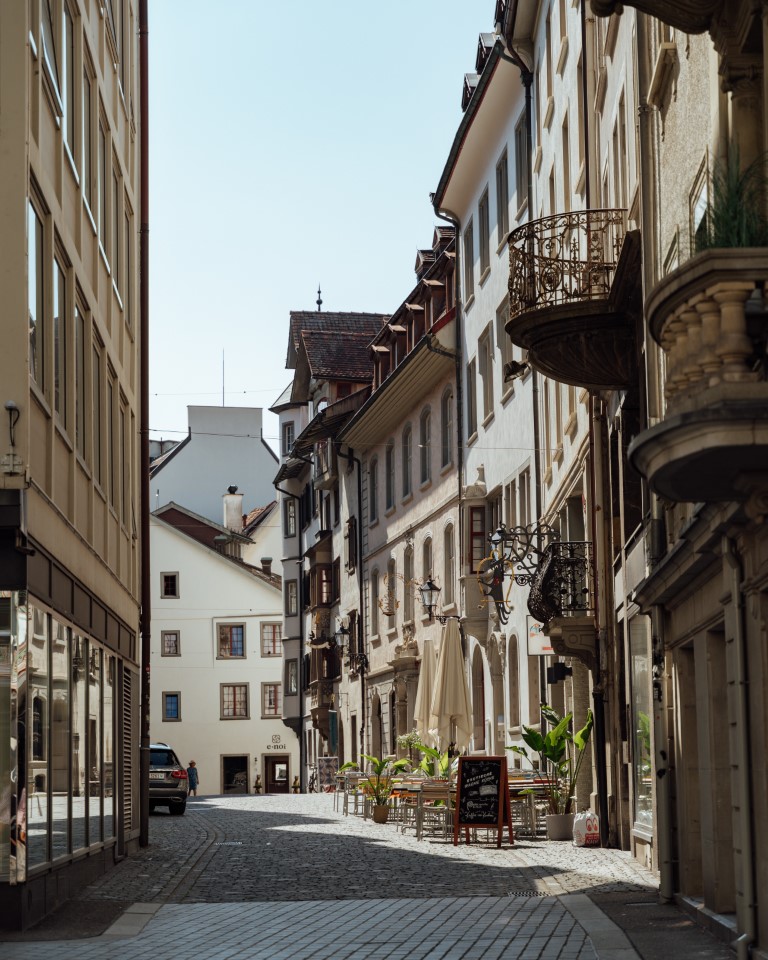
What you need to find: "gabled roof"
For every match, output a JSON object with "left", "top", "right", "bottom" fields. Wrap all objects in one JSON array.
[
  {"left": 269, "top": 381, "right": 299, "bottom": 415},
  {"left": 242, "top": 500, "right": 277, "bottom": 536},
  {"left": 149, "top": 431, "right": 190, "bottom": 478},
  {"left": 286, "top": 311, "right": 388, "bottom": 370},
  {"left": 301, "top": 329, "right": 377, "bottom": 382},
  {"left": 152, "top": 502, "right": 280, "bottom": 587}
]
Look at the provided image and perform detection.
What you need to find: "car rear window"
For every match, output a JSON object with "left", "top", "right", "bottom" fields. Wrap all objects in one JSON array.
[{"left": 150, "top": 749, "right": 177, "bottom": 766}]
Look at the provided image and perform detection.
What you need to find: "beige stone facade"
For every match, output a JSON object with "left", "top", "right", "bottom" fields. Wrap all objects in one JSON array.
[{"left": 0, "top": 0, "right": 141, "bottom": 927}]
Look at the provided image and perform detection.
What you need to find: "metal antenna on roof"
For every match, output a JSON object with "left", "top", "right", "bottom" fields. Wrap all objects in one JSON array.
[{"left": 316, "top": 284, "right": 322, "bottom": 312}]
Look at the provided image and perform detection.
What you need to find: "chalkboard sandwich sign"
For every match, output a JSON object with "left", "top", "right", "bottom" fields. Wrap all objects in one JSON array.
[{"left": 453, "top": 755, "right": 513, "bottom": 847}]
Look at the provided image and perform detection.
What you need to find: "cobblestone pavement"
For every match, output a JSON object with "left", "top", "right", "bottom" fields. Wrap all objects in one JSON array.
[{"left": 0, "top": 794, "right": 734, "bottom": 960}]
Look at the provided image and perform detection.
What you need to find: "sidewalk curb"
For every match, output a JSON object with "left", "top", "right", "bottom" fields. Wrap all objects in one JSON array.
[
  {"left": 100, "top": 903, "right": 161, "bottom": 940},
  {"left": 560, "top": 894, "right": 642, "bottom": 960}
]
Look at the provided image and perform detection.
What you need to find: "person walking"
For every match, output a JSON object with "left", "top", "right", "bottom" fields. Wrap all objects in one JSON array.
[{"left": 187, "top": 761, "right": 199, "bottom": 796}]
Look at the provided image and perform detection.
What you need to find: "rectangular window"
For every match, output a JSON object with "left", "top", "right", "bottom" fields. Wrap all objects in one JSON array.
[
  {"left": 284, "top": 498, "right": 297, "bottom": 537},
  {"left": 515, "top": 114, "right": 529, "bottom": 211},
  {"left": 162, "top": 692, "right": 180, "bottom": 721},
  {"left": 478, "top": 189, "right": 490, "bottom": 275},
  {"left": 562, "top": 114, "right": 571, "bottom": 206},
  {"left": 478, "top": 328, "right": 493, "bottom": 420},
  {"left": 261, "top": 622, "right": 282, "bottom": 657},
  {"left": 218, "top": 623, "right": 245, "bottom": 658},
  {"left": 496, "top": 297, "right": 513, "bottom": 379},
  {"left": 466, "top": 359, "right": 477, "bottom": 436},
  {"left": 161, "top": 572, "right": 179, "bottom": 598},
  {"left": 63, "top": 4, "right": 75, "bottom": 159},
  {"left": 286, "top": 659, "right": 299, "bottom": 696},
  {"left": 221, "top": 684, "right": 249, "bottom": 719},
  {"left": 261, "top": 683, "right": 282, "bottom": 718},
  {"left": 282, "top": 421, "right": 295, "bottom": 456},
  {"left": 107, "top": 374, "right": 115, "bottom": 505},
  {"left": 53, "top": 257, "right": 67, "bottom": 425},
  {"left": 345, "top": 516, "right": 358, "bottom": 571},
  {"left": 93, "top": 344, "right": 102, "bottom": 484},
  {"left": 75, "top": 304, "right": 86, "bottom": 457},
  {"left": 125, "top": 209, "right": 133, "bottom": 327},
  {"left": 369, "top": 459, "right": 378, "bottom": 523},
  {"left": 120, "top": 403, "right": 128, "bottom": 523},
  {"left": 161, "top": 631, "right": 180, "bottom": 656},
  {"left": 463, "top": 219, "right": 475, "bottom": 299},
  {"left": 98, "top": 119, "right": 107, "bottom": 247},
  {"left": 112, "top": 169, "right": 121, "bottom": 289},
  {"left": 470, "top": 507, "right": 487, "bottom": 573},
  {"left": 520, "top": 468, "right": 531, "bottom": 527},
  {"left": 28, "top": 202, "right": 44, "bottom": 387},
  {"left": 496, "top": 149, "right": 509, "bottom": 242},
  {"left": 83, "top": 67, "right": 94, "bottom": 208},
  {"left": 285, "top": 580, "right": 298, "bottom": 616}
]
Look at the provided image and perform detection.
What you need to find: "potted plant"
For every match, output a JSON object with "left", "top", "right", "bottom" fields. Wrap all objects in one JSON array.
[
  {"left": 413, "top": 743, "right": 452, "bottom": 780},
  {"left": 361, "top": 753, "right": 410, "bottom": 823},
  {"left": 507, "top": 704, "right": 594, "bottom": 841}
]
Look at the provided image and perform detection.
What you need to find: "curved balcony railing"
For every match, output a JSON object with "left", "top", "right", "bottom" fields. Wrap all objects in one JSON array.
[
  {"left": 527, "top": 541, "right": 594, "bottom": 625},
  {"left": 508, "top": 208, "right": 627, "bottom": 320}
]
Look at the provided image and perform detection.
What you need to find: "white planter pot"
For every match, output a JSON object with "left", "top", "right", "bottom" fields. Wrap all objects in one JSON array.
[{"left": 546, "top": 813, "right": 575, "bottom": 841}]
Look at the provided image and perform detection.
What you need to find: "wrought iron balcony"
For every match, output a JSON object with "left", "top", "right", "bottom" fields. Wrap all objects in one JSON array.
[
  {"left": 527, "top": 541, "right": 594, "bottom": 626},
  {"left": 507, "top": 208, "right": 640, "bottom": 390}
]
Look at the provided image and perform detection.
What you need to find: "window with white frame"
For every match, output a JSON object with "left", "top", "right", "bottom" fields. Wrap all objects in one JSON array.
[
  {"left": 385, "top": 439, "right": 395, "bottom": 510},
  {"left": 443, "top": 525, "right": 455, "bottom": 606},
  {"left": 53, "top": 255, "right": 68, "bottom": 427},
  {"left": 369, "top": 457, "right": 379, "bottom": 523},
  {"left": 466, "top": 359, "right": 477, "bottom": 436},
  {"left": 479, "top": 328, "right": 493, "bottom": 421},
  {"left": 261, "top": 622, "right": 282, "bottom": 657},
  {"left": 284, "top": 498, "right": 297, "bottom": 537},
  {"left": 282, "top": 421, "right": 295, "bottom": 457},
  {"left": 62, "top": 3, "right": 75, "bottom": 160},
  {"left": 161, "top": 631, "right": 180, "bottom": 657},
  {"left": 441, "top": 387, "right": 453, "bottom": 468},
  {"left": 218, "top": 623, "right": 245, "bottom": 658},
  {"left": 463, "top": 219, "right": 475, "bottom": 299},
  {"left": 285, "top": 580, "right": 298, "bottom": 617},
  {"left": 221, "top": 684, "right": 249, "bottom": 719},
  {"left": 422, "top": 537, "right": 433, "bottom": 582},
  {"left": 402, "top": 425, "right": 412, "bottom": 498},
  {"left": 419, "top": 408, "right": 431, "bottom": 484},
  {"left": 496, "top": 149, "right": 509, "bottom": 242},
  {"left": 515, "top": 113, "right": 529, "bottom": 210},
  {"left": 496, "top": 297, "right": 513, "bottom": 384},
  {"left": 370, "top": 570, "right": 379, "bottom": 636},
  {"left": 261, "top": 683, "right": 282, "bottom": 718},
  {"left": 403, "top": 546, "right": 414, "bottom": 622},
  {"left": 28, "top": 201, "right": 44, "bottom": 389},
  {"left": 479, "top": 188, "right": 490, "bottom": 275}
]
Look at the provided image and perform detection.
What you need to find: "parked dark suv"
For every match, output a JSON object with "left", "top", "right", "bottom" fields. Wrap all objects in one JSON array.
[{"left": 149, "top": 743, "right": 188, "bottom": 815}]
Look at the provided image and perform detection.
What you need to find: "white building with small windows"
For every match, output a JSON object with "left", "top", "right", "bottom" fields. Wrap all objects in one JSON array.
[{"left": 149, "top": 498, "right": 296, "bottom": 795}]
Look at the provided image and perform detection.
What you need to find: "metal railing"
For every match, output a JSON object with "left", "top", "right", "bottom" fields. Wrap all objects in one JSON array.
[
  {"left": 527, "top": 541, "right": 594, "bottom": 625},
  {"left": 508, "top": 208, "right": 627, "bottom": 319}
]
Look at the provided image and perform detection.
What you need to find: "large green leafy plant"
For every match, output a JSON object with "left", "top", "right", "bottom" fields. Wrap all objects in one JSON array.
[
  {"left": 361, "top": 754, "right": 410, "bottom": 806},
  {"left": 507, "top": 704, "right": 594, "bottom": 815},
  {"left": 697, "top": 148, "right": 768, "bottom": 250},
  {"left": 414, "top": 743, "right": 452, "bottom": 779}
]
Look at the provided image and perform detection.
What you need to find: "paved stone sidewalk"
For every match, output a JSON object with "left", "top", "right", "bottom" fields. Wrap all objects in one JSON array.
[{"left": 0, "top": 795, "right": 734, "bottom": 960}]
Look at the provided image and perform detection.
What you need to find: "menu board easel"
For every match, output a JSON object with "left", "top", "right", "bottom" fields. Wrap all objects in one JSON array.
[{"left": 453, "top": 755, "right": 513, "bottom": 847}]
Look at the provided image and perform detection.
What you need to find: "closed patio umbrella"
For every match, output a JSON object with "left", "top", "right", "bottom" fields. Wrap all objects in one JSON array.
[
  {"left": 413, "top": 636, "right": 438, "bottom": 748},
  {"left": 430, "top": 619, "right": 472, "bottom": 752}
]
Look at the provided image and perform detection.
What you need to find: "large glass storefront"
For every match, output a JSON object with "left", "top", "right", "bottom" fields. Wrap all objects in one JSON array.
[{"left": 1, "top": 592, "right": 116, "bottom": 883}]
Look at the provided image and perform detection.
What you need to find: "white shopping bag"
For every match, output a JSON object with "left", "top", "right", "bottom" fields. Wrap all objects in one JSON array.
[{"left": 573, "top": 809, "right": 600, "bottom": 847}]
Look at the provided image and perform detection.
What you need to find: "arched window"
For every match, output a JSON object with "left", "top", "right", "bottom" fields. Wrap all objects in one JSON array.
[
  {"left": 419, "top": 408, "right": 431, "bottom": 484},
  {"left": 441, "top": 387, "right": 453, "bottom": 467},
  {"left": 385, "top": 439, "right": 395, "bottom": 510},
  {"left": 386, "top": 557, "right": 396, "bottom": 628},
  {"left": 369, "top": 457, "right": 378, "bottom": 523},
  {"left": 401, "top": 425, "right": 412, "bottom": 498},
  {"left": 422, "top": 537, "right": 433, "bottom": 583},
  {"left": 508, "top": 635, "right": 520, "bottom": 731},
  {"left": 443, "top": 524, "right": 455, "bottom": 606},
  {"left": 472, "top": 647, "right": 486, "bottom": 751},
  {"left": 370, "top": 569, "right": 379, "bottom": 637},
  {"left": 403, "top": 546, "right": 414, "bottom": 622}
]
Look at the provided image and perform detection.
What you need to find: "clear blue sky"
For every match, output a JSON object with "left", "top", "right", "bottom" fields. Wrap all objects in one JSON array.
[{"left": 149, "top": 1, "right": 492, "bottom": 452}]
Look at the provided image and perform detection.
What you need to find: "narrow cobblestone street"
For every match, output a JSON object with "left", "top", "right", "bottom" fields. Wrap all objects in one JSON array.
[{"left": 0, "top": 795, "right": 734, "bottom": 960}]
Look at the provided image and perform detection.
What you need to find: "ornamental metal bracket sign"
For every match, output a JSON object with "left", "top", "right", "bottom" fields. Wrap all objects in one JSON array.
[{"left": 476, "top": 523, "right": 559, "bottom": 625}]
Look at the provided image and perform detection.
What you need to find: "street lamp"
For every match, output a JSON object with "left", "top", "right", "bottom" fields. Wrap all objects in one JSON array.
[{"left": 418, "top": 577, "right": 442, "bottom": 621}]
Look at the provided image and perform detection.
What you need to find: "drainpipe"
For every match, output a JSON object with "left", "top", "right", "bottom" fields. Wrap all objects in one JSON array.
[
  {"left": 275, "top": 483, "right": 306, "bottom": 790},
  {"left": 335, "top": 446, "right": 367, "bottom": 759},
  {"left": 138, "top": 0, "right": 151, "bottom": 850},
  {"left": 723, "top": 537, "right": 756, "bottom": 960},
  {"left": 634, "top": 11, "right": 673, "bottom": 901}
]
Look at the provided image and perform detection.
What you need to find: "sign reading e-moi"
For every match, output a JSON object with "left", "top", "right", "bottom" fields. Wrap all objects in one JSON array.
[{"left": 527, "top": 617, "right": 554, "bottom": 656}]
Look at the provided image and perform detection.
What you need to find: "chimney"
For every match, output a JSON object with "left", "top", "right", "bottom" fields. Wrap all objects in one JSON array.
[
  {"left": 223, "top": 486, "right": 244, "bottom": 532},
  {"left": 261, "top": 557, "right": 273, "bottom": 576}
]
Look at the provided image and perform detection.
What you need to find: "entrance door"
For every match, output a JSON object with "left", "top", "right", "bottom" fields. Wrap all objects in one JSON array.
[
  {"left": 222, "top": 755, "right": 248, "bottom": 794},
  {"left": 264, "top": 756, "right": 289, "bottom": 793}
]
